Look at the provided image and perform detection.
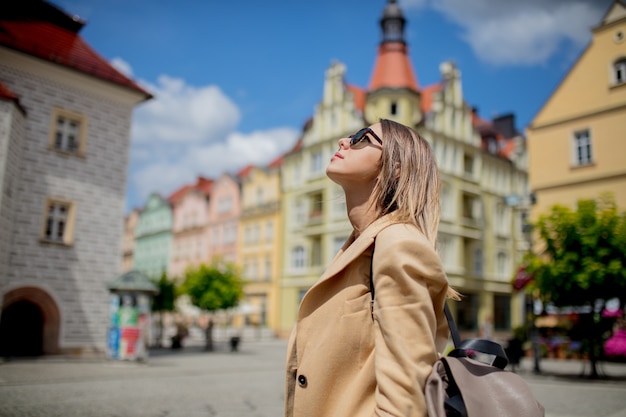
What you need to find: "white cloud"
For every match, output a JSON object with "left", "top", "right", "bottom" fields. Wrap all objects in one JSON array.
[
  {"left": 131, "top": 75, "right": 241, "bottom": 144},
  {"left": 110, "top": 57, "right": 133, "bottom": 77},
  {"left": 429, "top": 0, "right": 611, "bottom": 66},
  {"left": 125, "top": 72, "right": 299, "bottom": 208}
]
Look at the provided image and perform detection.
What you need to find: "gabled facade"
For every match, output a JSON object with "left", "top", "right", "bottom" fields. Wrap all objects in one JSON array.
[
  {"left": 279, "top": 62, "right": 366, "bottom": 336},
  {"left": 207, "top": 173, "right": 241, "bottom": 264},
  {"left": 278, "top": 0, "right": 529, "bottom": 338},
  {"left": 133, "top": 193, "right": 173, "bottom": 279},
  {"left": 0, "top": 0, "right": 151, "bottom": 356},
  {"left": 169, "top": 177, "right": 213, "bottom": 280},
  {"left": 527, "top": 0, "right": 626, "bottom": 216},
  {"left": 237, "top": 158, "right": 283, "bottom": 330}
]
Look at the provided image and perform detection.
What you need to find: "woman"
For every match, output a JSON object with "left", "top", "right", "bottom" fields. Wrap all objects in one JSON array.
[{"left": 284, "top": 119, "right": 457, "bottom": 416}]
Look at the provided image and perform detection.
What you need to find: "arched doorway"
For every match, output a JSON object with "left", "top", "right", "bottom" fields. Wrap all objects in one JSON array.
[
  {"left": 0, "top": 287, "right": 60, "bottom": 356},
  {"left": 0, "top": 301, "right": 43, "bottom": 356}
]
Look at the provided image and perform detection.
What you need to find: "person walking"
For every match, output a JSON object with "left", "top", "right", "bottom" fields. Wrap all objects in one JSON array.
[{"left": 284, "top": 119, "right": 458, "bottom": 417}]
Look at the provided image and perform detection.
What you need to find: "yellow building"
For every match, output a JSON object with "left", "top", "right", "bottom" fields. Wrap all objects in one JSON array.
[
  {"left": 278, "top": 0, "right": 529, "bottom": 339},
  {"left": 527, "top": 0, "right": 626, "bottom": 216},
  {"left": 237, "top": 158, "right": 284, "bottom": 333}
]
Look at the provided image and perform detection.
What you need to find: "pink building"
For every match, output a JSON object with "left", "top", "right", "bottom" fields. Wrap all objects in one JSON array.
[
  {"left": 207, "top": 173, "right": 241, "bottom": 265},
  {"left": 169, "top": 177, "right": 213, "bottom": 280}
]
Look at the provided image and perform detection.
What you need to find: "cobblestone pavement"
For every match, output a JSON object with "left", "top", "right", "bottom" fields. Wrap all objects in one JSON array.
[{"left": 1, "top": 339, "right": 625, "bottom": 417}]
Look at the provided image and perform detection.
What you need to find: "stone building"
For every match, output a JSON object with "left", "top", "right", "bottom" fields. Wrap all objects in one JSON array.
[{"left": 0, "top": 1, "right": 151, "bottom": 356}]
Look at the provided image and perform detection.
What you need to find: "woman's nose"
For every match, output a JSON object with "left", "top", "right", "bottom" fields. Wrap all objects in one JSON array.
[{"left": 338, "top": 137, "right": 350, "bottom": 149}]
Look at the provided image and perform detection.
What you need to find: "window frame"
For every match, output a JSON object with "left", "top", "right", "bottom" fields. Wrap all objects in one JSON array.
[
  {"left": 48, "top": 108, "right": 88, "bottom": 156},
  {"left": 612, "top": 57, "right": 626, "bottom": 86},
  {"left": 292, "top": 246, "right": 306, "bottom": 270},
  {"left": 41, "top": 197, "right": 76, "bottom": 245},
  {"left": 571, "top": 128, "right": 593, "bottom": 167}
]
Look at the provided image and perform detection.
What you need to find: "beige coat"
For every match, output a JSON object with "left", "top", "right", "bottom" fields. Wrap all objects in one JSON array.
[{"left": 285, "top": 215, "right": 449, "bottom": 417}]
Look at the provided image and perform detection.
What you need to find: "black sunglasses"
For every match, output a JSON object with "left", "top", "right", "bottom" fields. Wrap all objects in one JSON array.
[{"left": 348, "top": 127, "right": 383, "bottom": 149}]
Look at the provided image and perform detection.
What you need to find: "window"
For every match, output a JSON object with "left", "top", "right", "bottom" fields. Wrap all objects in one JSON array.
[
  {"left": 437, "top": 235, "right": 451, "bottom": 268},
  {"left": 333, "top": 236, "right": 348, "bottom": 256},
  {"left": 309, "top": 192, "right": 323, "bottom": 223},
  {"left": 456, "top": 293, "right": 479, "bottom": 331},
  {"left": 462, "top": 193, "right": 481, "bottom": 222},
  {"left": 390, "top": 101, "right": 398, "bottom": 116},
  {"left": 224, "top": 223, "right": 237, "bottom": 244},
  {"left": 440, "top": 183, "right": 453, "bottom": 220},
  {"left": 311, "top": 151, "right": 323, "bottom": 174},
  {"left": 264, "top": 256, "right": 271, "bottom": 281},
  {"left": 294, "top": 199, "right": 306, "bottom": 225},
  {"left": 49, "top": 108, "right": 87, "bottom": 155},
  {"left": 292, "top": 246, "right": 306, "bottom": 270},
  {"left": 311, "top": 236, "right": 322, "bottom": 267},
  {"left": 494, "top": 294, "right": 511, "bottom": 330},
  {"left": 331, "top": 186, "right": 346, "bottom": 219},
  {"left": 497, "top": 251, "right": 508, "bottom": 278},
  {"left": 217, "top": 196, "right": 233, "bottom": 214},
  {"left": 613, "top": 58, "right": 626, "bottom": 85},
  {"left": 244, "top": 225, "right": 251, "bottom": 244},
  {"left": 463, "top": 153, "right": 474, "bottom": 176},
  {"left": 249, "top": 259, "right": 258, "bottom": 281},
  {"left": 572, "top": 129, "right": 592, "bottom": 166},
  {"left": 495, "top": 203, "right": 509, "bottom": 235},
  {"left": 265, "top": 221, "right": 273, "bottom": 242},
  {"left": 473, "top": 247, "right": 483, "bottom": 277},
  {"left": 42, "top": 198, "right": 75, "bottom": 245}
]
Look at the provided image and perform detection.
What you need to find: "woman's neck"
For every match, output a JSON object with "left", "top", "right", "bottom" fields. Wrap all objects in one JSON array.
[{"left": 345, "top": 189, "right": 378, "bottom": 237}]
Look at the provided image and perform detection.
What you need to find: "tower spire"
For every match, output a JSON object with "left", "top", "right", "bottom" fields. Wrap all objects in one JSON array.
[
  {"left": 368, "top": 0, "right": 418, "bottom": 91},
  {"left": 380, "top": 0, "right": 406, "bottom": 44}
]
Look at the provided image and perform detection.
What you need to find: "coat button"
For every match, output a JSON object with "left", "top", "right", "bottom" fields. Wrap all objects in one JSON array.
[{"left": 297, "top": 374, "right": 307, "bottom": 387}]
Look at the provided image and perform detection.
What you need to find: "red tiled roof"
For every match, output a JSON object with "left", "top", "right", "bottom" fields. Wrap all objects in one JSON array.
[
  {"left": 237, "top": 165, "right": 255, "bottom": 179},
  {"left": 346, "top": 84, "right": 366, "bottom": 112},
  {"left": 0, "top": 81, "right": 18, "bottom": 100},
  {"left": 195, "top": 176, "right": 214, "bottom": 194},
  {"left": 369, "top": 42, "right": 419, "bottom": 91},
  {"left": 0, "top": 19, "right": 151, "bottom": 98},
  {"left": 472, "top": 111, "right": 520, "bottom": 159},
  {"left": 499, "top": 138, "right": 516, "bottom": 159},
  {"left": 168, "top": 184, "right": 193, "bottom": 204},
  {"left": 0, "top": 80, "right": 26, "bottom": 113},
  {"left": 268, "top": 155, "right": 284, "bottom": 168},
  {"left": 420, "top": 83, "right": 442, "bottom": 113},
  {"left": 168, "top": 176, "right": 214, "bottom": 203}
]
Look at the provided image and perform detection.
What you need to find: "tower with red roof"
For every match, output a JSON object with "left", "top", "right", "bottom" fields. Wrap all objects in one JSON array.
[{"left": 278, "top": 0, "right": 530, "bottom": 337}]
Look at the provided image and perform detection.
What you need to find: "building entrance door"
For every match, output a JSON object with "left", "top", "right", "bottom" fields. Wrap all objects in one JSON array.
[{"left": 0, "top": 300, "right": 44, "bottom": 356}]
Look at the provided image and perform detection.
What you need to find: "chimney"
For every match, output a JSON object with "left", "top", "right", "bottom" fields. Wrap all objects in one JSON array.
[{"left": 493, "top": 113, "right": 517, "bottom": 139}]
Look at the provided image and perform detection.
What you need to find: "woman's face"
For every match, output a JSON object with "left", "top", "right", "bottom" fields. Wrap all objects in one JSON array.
[{"left": 326, "top": 123, "right": 383, "bottom": 188}]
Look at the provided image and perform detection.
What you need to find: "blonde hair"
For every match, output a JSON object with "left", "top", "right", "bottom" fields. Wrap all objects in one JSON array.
[{"left": 371, "top": 119, "right": 459, "bottom": 299}]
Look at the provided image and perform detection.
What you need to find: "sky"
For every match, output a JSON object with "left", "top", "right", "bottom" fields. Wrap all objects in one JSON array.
[{"left": 53, "top": 0, "right": 614, "bottom": 213}]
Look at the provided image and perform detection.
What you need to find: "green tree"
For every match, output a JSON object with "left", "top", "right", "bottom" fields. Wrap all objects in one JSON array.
[
  {"left": 524, "top": 194, "right": 626, "bottom": 377},
  {"left": 151, "top": 271, "right": 176, "bottom": 348},
  {"left": 180, "top": 260, "right": 244, "bottom": 351}
]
